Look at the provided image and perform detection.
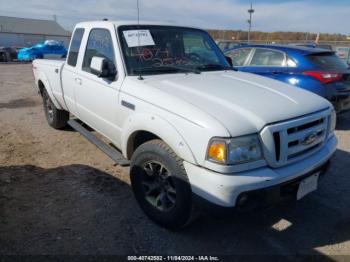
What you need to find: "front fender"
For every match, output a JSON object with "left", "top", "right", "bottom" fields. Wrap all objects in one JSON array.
[{"left": 121, "top": 113, "right": 197, "bottom": 164}]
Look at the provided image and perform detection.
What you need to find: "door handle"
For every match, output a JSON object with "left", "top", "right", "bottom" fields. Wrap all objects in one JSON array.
[{"left": 75, "top": 78, "right": 82, "bottom": 85}]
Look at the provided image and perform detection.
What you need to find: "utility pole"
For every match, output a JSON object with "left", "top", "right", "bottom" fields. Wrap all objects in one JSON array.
[{"left": 247, "top": 3, "right": 254, "bottom": 43}]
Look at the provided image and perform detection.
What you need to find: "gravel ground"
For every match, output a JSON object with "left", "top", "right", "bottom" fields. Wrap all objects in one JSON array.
[{"left": 1, "top": 64, "right": 350, "bottom": 258}]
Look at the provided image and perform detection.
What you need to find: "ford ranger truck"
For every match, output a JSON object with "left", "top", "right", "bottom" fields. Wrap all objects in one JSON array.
[{"left": 32, "top": 21, "right": 337, "bottom": 229}]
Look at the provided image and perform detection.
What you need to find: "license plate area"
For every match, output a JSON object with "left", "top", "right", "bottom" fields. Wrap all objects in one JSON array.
[{"left": 297, "top": 172, "right": 320, "bottom": 200}]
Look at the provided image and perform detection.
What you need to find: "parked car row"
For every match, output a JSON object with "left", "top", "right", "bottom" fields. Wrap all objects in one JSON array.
[
  {"left": 224, "top": 44, "right": 350, "bottom": 113},
  {"left": 0, "top": 40, "right": 67, "bottom": 62},
  {"left": 334, "top": 46, "right": 350, "bottom": 66},
  {"left": 17, "top": 40, "right": 67, "bottom": 61},
  {"left": 216, "top": 40, "right": 242, "bottom": 52}
]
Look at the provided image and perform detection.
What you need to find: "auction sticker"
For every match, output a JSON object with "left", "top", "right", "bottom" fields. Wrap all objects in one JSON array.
[{"left": 123, "top": 30, "right": 155, "bottom": 47}]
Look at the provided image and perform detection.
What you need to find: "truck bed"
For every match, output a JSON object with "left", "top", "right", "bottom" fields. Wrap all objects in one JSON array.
[{"left": 32, "top": 59, "right": 66, "bottom": 110}]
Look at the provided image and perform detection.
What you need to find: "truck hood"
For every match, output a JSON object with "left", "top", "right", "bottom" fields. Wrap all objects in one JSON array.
[{"left": 140, "top": 71, "right": 331, "bottom": 136}]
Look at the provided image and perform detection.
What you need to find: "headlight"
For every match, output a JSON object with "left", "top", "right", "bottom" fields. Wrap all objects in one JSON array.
[
  {"left": 207, "top": 134, "right": 263, "bottom": 165},
  {"left": 329, "top": 109, "right": 336, "bottom": 135}
]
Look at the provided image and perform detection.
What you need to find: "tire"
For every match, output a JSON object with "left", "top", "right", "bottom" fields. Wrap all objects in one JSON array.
[
  {"left": 42, "top": 89, "right": 69, "bottom": 129},
  {"left": 130, "top": 139, "right": 196, "bottom": 229},
  {"left": 5, "top": 51, "right": 11, "bottom": 62},
  {"left": 0, "top": 52, "right": 5, "bottom": 62}
]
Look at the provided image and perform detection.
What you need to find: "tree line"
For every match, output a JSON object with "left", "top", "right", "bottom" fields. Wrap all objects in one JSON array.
[{"left": 207, "top": 29, "right": 348, "bottom": 42}]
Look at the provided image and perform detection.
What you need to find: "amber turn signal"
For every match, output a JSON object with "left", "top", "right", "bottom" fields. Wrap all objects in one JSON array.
[{"left": 207, "top": 141, "right": 227, "bottom": 163}]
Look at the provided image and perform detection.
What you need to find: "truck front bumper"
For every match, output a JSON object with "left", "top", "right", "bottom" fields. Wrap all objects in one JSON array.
[{"left": 184, "top": 135, "right": 337, "bottom": 208}]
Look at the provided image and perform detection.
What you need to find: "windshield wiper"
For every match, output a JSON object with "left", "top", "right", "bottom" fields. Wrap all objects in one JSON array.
[
  {"left": 133, "top": 65, "right": 201, "bottom": 75},
  {"left": 196, "top": 64, "right": 237, "bottom": 71},
  {"left": 158, "top": 65, "right": 201, "bottom": 74}
]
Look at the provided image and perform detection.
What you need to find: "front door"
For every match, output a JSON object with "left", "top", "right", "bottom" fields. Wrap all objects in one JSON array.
[{"left": 74, "top": 27, "right": 123, "bottom": 146}]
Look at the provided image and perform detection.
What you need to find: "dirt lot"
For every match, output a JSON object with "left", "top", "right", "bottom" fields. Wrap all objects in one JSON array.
[{"left": 1, "top": 64, "right": 350, "bottom": 258}]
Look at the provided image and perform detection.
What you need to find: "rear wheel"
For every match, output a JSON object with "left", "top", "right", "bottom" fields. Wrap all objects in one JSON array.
[
  {"left": 42, "top": 89, "right": 69, "bottom": 129},
  {"left": 130, "top": 139, "right": 196, "bottom": 229}
]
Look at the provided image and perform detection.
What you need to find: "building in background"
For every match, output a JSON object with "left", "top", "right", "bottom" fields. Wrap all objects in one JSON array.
[{"left": 0, "top": 16, "right": 71, "bottom": 48}]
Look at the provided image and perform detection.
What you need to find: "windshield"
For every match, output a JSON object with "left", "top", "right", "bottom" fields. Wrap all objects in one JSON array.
[{"left": 118, "top": 25, "right": 231, "bottom": 75}]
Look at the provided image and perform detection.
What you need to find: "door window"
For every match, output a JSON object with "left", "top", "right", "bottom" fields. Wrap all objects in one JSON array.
[
  {"left": 250, "top": 48, "right": 285, "bottom": 66},
  {"left": 82, "top": 29, "right": 115, "bottom": 73},
  {"left": 225, "top": 48, "right": 252, "bottom": 66},
  {"left": 67, "top": 28, "right": 85, "bottom": 67}
]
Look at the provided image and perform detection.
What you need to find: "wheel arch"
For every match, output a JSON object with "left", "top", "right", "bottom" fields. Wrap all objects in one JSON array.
[
  {"left": 36, "top": 73, "right": 63, "bottom": 110},
  {"left": 122, "top": 113, "right": 197, "bottom": 164},
  {"left": 37, "top": 80, "right": 45, "bottom": 95},
  {"left": 126, "top": 130, "right": 160, "bottom": 159}
]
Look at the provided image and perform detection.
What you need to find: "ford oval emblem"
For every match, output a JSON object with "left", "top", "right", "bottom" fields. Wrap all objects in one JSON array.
[{"left": 301, "top": 132, "right": 318, "bottom": 146}]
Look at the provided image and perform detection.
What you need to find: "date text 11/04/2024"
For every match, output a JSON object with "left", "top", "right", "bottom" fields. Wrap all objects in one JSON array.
[{"left": 127, "top": 256, "right": 220, "bottom": 261}]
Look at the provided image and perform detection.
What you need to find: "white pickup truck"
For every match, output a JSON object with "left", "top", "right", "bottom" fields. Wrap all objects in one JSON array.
[{"left": 33, "top": 21, "right": 337, "bottom": 229}]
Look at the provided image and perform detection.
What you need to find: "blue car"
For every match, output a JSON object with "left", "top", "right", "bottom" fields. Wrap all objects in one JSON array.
[
  {"left": 224, "top": 44, "right": 350, "bottom": 113},
  {"left": 17, "top": 40, "right": 67, "bottom": 61}
]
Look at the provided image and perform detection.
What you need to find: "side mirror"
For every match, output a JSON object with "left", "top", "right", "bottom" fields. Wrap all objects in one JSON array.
[
  {"left": 225, "top": 56, "right": 233, "bottom": 67},
  {"left": 90, "top": 56, "right": 117, "bottom": 80}
]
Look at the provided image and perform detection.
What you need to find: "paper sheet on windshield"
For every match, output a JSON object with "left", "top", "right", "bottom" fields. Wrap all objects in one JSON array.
[{"left": 123, "top": 30, "right": 155, "bottom": 48}]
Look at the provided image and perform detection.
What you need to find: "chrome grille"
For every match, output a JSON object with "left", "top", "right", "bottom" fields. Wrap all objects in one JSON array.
[{"left": 260, "top": 109, "right": 330, "bottom": 168}]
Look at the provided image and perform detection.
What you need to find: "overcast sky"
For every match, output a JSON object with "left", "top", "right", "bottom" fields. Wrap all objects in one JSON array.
[{"left": 0, "top": 0, "right": 348, "bottom": 34}]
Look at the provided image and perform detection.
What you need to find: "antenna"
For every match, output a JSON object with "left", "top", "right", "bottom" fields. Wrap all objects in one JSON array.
[{"left": 137, "top": 0, "right": 144, "bottom": 80}]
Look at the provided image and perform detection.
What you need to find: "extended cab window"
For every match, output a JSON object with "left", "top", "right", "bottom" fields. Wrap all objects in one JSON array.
[
  {"left": 82, "top": 29, "right": 115, "bottom": 73},
  {"left": 225, "top": 48, "right": 252, "bottom": 66},
  {"left": 67, "top": 28, "right": 85, "bottom": 67},
  {"left": 250, "top": 49, "right": 285, "bottom": 66}
]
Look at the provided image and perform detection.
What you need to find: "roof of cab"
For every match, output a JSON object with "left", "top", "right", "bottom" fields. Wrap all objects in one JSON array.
[{"left": 75, "top": 20, "right": 199, "bottom": 30}]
